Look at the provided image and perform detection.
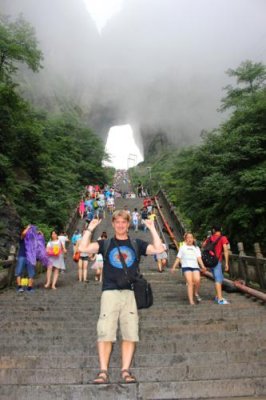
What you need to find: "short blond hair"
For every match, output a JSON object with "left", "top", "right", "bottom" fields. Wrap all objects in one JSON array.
[{"left": 112, "top": 209, "right": 131, "bottom": 222}]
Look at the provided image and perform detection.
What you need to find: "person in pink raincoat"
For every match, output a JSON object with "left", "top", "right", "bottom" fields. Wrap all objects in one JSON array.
[{"left": 78, "top": 198, "right": 85, "bottom": 219}]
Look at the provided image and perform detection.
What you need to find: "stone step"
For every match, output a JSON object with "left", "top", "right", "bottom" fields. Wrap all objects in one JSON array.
[
  {"left": 2, "top": 314, "right": 264, "bottom": 331},
  {"left": 1, "top": 304, "right": 265, "bottom": 327},
  {"left": 1, "top": 348, "right": 265, "bottom": 370},
  {"left": 14, "top": 291, "right": 244, "bottom": 302},
  {"left": 0, "top": 284, "right": 254, "bottom": 295},
  {"left": 1, "top": 362, "right": 266, "bottom": 385},
  {"left": 0, "top": 285, "right": 259, "bottom": 299},
  {"left": 1, "top": 292, "right": 263, "bottom": 308},
  {"left": 138, "top": 377, "right": 266, "bottom": 399},
  {"left": 1, "top": 300, "right": 262, "bottom": 313},
  {"left": 1, "top": 306, "right": 264, "bottom": 328},
  {"left": 1, "top": 318, "right": 265, "bottom": 339},
  {"left": 1, "top": 377, "right": 266, "bottom": 400},
  {"left": 1, "top": 334, "right": 265, "bottom": 355}
]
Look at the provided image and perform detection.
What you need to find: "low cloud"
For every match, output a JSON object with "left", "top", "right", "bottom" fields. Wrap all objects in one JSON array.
[{"left": 2, "top": 0, "right": 266, "bottom": 147}]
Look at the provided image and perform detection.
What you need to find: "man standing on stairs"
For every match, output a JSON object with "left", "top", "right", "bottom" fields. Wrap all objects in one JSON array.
[
  {"left": 204, "top": 225, "right": 230, "bottom": 305},
  {"left": 79, "top": 210, "right": 164, "bottom": 384}
]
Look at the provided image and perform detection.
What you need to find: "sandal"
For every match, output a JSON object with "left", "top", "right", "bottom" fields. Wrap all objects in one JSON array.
[
  {"left": 120, "top": 369, "right": 137, "bottom": 384},
  {"left": 93, "top": 370, "right": 109, "bottom": 384}
]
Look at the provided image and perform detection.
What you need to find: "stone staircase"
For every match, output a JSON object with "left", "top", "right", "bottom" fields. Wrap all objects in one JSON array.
[{"left": 0, "top": 197, "right": 266, "bottom": 399}]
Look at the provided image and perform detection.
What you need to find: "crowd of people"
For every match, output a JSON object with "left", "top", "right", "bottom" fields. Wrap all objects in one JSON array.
[{"left": 15, "top": 181, "right": 230, "bottom": 305}]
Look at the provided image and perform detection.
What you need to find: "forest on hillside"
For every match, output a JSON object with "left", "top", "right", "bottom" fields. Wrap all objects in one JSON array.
[
  {"left": 0, "top": 15, "right": 113, "bottom": 237},
  {"left": 130, "top": 61, "right": 266, "bottom": 250}
]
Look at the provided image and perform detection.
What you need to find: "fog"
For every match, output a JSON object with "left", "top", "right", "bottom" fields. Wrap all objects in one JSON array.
[{"left": 1, "top": 0, "right": 266, "bottom": 149}]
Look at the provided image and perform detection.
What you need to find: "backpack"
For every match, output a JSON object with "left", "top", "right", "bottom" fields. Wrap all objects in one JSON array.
[
  {"left": 102, "top": 237, "right": 140, "bottom": 263},
  {"left": 201, "top": 236, "right": 222, "bottom": 269}
]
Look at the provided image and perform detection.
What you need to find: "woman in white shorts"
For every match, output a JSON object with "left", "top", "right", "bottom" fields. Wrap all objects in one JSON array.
[{"left": 171, "top": 232, "right": 207, "bottom": 305}]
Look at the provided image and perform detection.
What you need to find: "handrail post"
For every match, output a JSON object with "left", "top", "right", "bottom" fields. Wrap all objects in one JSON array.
[
  {"left": 237, "top": 242, "right": 247, "bottom": 283},
  {"left": 254, "top": 243, "right": 265, "bottom": 290},
  {"left": 227, "top": 244, "right": 233, "bottom": 278},
  {"left": 7, "top": 245, "right": 16, "bottom": 286},
  {"left": 237, "top": 242, "right": 246, "bottom": 256},
  {"left": 254, "top": 243, "right": 263, "bottom": 259}
]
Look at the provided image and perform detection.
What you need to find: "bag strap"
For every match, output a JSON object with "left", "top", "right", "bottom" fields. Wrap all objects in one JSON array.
[
  {"left": 212, "top": 236, "right": 223, "bottom": 247},
  {"left": 205, "top": 235, "right": 222, "bottom": 247},
  {"left": 113, "top": 238, "right": 128, "bottom": 273},
  {"left": 207, "top": 235, "right": 223, "bottom": 256},
  {"left": 113, "top": 239, "right": 132, "bottom": 285}
]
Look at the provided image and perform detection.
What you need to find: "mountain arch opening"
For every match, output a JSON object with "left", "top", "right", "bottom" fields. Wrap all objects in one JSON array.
[{"left": 103, "top": 124, "right": 143, "bottom": 170}]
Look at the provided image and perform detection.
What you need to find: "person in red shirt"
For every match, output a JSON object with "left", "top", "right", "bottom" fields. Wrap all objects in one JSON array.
[
  {"left": 143, "top": 198, "right": 151, "bottom": 208},
  {"left": 206, "top": 225, "right": 230, "bottom": 305}
]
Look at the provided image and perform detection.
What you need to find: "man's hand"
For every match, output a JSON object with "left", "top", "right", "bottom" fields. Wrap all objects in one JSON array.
[
  {"left": 225, "top": 263, "right": 229, "bottom": 272},
  {"left": 88, "top": 218, "right": 102, "bottom": 232}
]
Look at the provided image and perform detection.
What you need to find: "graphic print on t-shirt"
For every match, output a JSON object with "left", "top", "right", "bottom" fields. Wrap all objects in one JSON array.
[{"left": 109, "top": 246, "right": 135, "bottom": 269}]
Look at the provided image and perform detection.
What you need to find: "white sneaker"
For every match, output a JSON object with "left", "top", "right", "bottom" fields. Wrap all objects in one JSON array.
[
  {"left": 217, "top": 298, "right": 230, "bottom": 305},
  {"left": 195, "top": 294, "right": 202, "bottom": 302}
]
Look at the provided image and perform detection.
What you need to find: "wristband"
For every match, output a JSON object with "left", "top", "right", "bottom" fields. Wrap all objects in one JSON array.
[{"left": 86, "top": 228, "right": 92, "bottom": 233}]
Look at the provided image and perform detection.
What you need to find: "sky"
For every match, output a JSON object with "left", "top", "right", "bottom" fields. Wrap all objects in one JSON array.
[
  {"left": 83, "top": 0, "right": 123, "bottom": 33},
  {"left": 1, "top": 0, "right": 266, "bottom": 168}
]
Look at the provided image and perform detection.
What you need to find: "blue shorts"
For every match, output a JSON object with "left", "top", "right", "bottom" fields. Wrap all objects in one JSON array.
[
  {"left": 211, "top": 261, "right": 224, "bottom": 283},
  {"left": 15, "top": 256, "right": 35, "bottom": 279}
]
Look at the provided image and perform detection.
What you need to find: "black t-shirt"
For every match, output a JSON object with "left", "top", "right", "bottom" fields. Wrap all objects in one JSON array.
[{"left": 98, "top": 237, "right": 149, "bottom": 291}]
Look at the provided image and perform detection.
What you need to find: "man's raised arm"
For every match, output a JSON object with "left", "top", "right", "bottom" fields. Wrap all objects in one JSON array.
[
  {"left": 79, "top": 219, "right": 102, "bottom": 254},
  {"left": 144, "top": 219, "right": 165, "bottom": 255}
]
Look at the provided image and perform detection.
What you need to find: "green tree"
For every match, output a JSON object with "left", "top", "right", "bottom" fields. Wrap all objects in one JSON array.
[
  {"left": 178, "top": 61, "right": 266, "bottom": 248},
  {"left": 132, "top": 60, "right": 266, "bottom": 250},
  {"left": 0, "top": 14, "right": 42, "bottom": 80},
  {"left": 221, "top": 60, "right": 266, "bottom": 110},
  {"left": 0, "top": 14, "right": 110, "bottom": 235}
]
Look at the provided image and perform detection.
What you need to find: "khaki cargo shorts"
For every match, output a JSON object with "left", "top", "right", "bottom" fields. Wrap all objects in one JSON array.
[{"left": 97, "top": 290, "right": 139, "bottom": 342}]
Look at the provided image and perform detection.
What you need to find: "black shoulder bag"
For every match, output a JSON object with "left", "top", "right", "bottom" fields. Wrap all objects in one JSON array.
[{"left": 114, "top": 239, "right": 153, "bottom": 310}]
